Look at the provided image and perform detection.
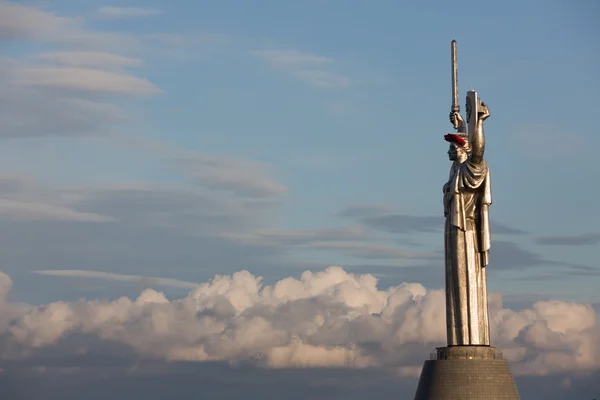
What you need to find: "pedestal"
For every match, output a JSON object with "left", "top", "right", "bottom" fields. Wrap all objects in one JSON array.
[{"left": 413, "top": 346, "right": 520, "bottom": 400}]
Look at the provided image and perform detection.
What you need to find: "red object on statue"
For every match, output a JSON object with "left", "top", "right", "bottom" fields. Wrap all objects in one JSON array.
[{"left": 444, "top": 133, "right": 466, "bottom": 147}]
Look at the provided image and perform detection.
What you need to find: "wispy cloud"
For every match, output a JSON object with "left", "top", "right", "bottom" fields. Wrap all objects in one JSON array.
[
  {"left": 253, "top": 50, "right": 353, "bottom": 88},
  {"left": 340, "top": 208, "right": 526, "bottom": 235},
  {"left": 219, "top": 226, "right": 438, "bottom": 261},
  {"left": 338, "top": 204, "right": 400, "bottom": 219},
  {"left": 96, "top": 7, "right": 162, "bottom": 19},
  {"left": 535, "top": 232, "right": 600, "bottom": 246},
  {"left": 15, "top": 66, "right": 161, "bottom": 95},
  {"left": 33, "top": 51, "right": 143, "bottom": 68},
  {"left": 0, "top": 3, "right": 133, "bottom": 49},
  {"left": 0, "top": 2, "right": 75, "bottom": 41},
  {"left": 115, "top": 135, "right": 287, "bottom": 198},
  {"left": 0, "top": 199, "right": 114, "bottom": 223},
  {"left": 32, "top": 270, "right": 199, "bottom": 289},
  {"left": 219, "top": 226, "right": 368, "bottom": 247},
  {"left": 0, "top": 174, "right": 114, "bottom": 223},
  {"left": 0, "top": 3, "right": 164, "bottom": 138},
  {"left": 299, "top": 241, "right": 440, "bottom": 260}
]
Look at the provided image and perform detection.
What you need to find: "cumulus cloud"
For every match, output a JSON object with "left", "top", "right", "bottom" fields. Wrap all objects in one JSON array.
[{"left": 1, "top": 267, "right": 598, "bottom": 377}]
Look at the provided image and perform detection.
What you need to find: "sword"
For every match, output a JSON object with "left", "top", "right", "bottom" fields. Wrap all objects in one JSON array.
[{"left": 451, "top": 40, "right": 460, "bottom": 130}]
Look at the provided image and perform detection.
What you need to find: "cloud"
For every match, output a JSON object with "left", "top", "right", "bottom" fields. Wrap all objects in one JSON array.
[
  {"left": 0, "top": 2, "right": 75, "bottom": 41},
  {"left": 0, "top": 174, "right": 114, "bottom": 222},
  {"left": 96, "top": 7, "right": 162, "bottom": 19},
  {"left": 0, "top": 169, "right": 286, "bottom": 288},
  {"left": 1, "top": 267, "right": 598, "bottom": 378},
  {"left": 0, "top": 59, "right": 130, "bottom": 137},
  {"left": 219, "top": 226, "right": 439, "bottom": 261},
  {"left": 0, "top": 3, "right": 167, "bottom": 138},
  {"left": 253, "top": 50, "right": 353, "bottom": 88},
  {"left": 296, "top": 242, "right": 439, "bottom": 261},
  {"left": 535, "top": 232, "right": 600, "bottom": 246},
  {"left": 337, "top": 204, "right": 399, "bottom": 219},
  {"left": 0, "top": 199, "right": 114, "bottom": 223},
  {"left": 0, "top": 2, "right": 132, "bottom": 48},
  {"left": 349, "top": 212, "right": 526, "bottom": 235},
  {"left": 220, "top": 226, "right": 368, "bottom": 246},
  {"left": 15, "top": 66, "right": 160, "bottom": 95},
  {"left": 71, "top": 184, "right": 272, "bottom": 234},
  {"left": 116, "top": 135, "right": 287, "bottom": 198},
  {"left": 0, "top": 83, "right": 128, "bottom": 138},
  {"left": 175, "top": 155, "right": 286, "bottom": 198},
  {"left": 33, "top": 51, "right": 143, "bottom": 68},
  {"left": 32, "top": 270, "right": 200, "bottom": 289},
  {"left": 0, "top": 169, "right": 281, "bottom": 233}
]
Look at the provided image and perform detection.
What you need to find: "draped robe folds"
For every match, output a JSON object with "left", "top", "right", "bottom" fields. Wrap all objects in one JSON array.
[{"left": 443, "top": 157, "right": 492, "bottom": 346}]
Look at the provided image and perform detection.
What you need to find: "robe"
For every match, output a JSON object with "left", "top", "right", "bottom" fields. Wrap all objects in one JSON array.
[{"left": 443, "top": 157, "right": 492, "bottom": 346}]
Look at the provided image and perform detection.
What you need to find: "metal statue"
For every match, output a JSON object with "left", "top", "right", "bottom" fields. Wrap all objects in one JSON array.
[{"left": 442, "top": 40, "right": 492, "bottom": 346}]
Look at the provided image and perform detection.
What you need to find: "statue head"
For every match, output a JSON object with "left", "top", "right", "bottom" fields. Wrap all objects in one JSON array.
[{"left": 444, "top": 133, "right": 470, "bottom": 162}]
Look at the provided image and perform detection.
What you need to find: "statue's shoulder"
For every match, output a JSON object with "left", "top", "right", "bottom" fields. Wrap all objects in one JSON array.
[{"left": 464, "top": 157, "right": 488, "bottom": 170}]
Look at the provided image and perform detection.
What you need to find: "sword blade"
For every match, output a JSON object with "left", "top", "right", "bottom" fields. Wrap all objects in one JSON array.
[{"left": 451, "top": 40, "right": 459, "bottom": 114}]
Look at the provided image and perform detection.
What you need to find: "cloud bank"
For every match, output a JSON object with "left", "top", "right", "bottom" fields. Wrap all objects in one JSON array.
[{"left": 1, "top": 267, "right": 598, "bottom": 377}]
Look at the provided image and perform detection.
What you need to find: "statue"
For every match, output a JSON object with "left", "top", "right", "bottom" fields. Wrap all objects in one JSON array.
[{"left": 442, "top": 40, "right": 492, "bottom": 346}]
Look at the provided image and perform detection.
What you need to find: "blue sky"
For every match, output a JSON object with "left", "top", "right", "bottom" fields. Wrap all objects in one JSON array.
[
  {"left": 0, "top": 1, "right": 599, "bottom": 398},
  {"left": 0, "top": 0, "right": 598, "bottom": 314},
  {"left": 3, "top": 0, "right": 597, "bottom": 303}
]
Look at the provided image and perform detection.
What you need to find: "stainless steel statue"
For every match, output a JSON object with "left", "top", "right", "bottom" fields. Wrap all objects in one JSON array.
[{"left": 442, "top": 40, "right": 492, "bottom": 346}]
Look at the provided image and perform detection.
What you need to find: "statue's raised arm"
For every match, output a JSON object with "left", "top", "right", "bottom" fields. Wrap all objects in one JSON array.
[{"left": 468, "top": 99, "right": 490, "bottom": 164}]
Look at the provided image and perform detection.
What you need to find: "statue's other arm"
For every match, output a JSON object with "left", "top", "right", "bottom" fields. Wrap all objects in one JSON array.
[{"left": 469, "top": 102, "right": 490, "bottom": 164}]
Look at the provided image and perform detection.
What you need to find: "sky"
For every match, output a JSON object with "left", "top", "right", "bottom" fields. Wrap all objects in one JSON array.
[{"left": 0, "top": 0, "right": 599, "bottom": 399}]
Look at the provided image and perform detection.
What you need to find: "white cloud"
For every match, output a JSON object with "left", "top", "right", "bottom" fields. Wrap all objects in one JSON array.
[
  {"left": 0, "top": 2, "right": 133, "bottom": 49},
  {"left": 254, "top": 50, "right": 353, "bottom": 88},
  {"left": 33, "top": 51, "right": 142, "bottom": 68},
  {"left": 254, "top": 50, "right": 334, "bottom": 66},
  {"left": 176, "top": 154, "right": 286, "bottom": 198},
  {"left": 0, "top": 199, "right": 114, "bottom": 222},
  {"left": 2, "top": 267, "right": 598, "bottom": 376},
  {"left": 221, "top": 227, "right": 438, "bottom": 260},
  {"left": 0, "top": 3, "right": 163, "bottom": 138},
  {"left": 220, "top": 226, "right": 368, "bottom": 246},
  {"left": 96, "top": 6, "right": 162, "bottom": 19},
  {"left": 0, "top": 174, "right": 115, "bottom": 222},
  {"left": 298, "top": 241, "right": 439, "bottom": 260},
  {"left": 115, "top": 135, "right": 287, "bottom": 198},
  {"left": 15, "top": 66, "right": 161, "bottom": 95},
  {"left": 32, "top": 270, "right": 199, "bottom": 289},
  {"left": 0, "top": 2, "right": 75, "bottom": 40}
]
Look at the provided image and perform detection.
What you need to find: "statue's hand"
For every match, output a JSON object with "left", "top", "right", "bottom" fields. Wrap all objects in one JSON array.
[
  {"left": 449, "top": 111, "right": 464, "bottom": 129},
  {"left": 478, "top": 101, "right": 490, "bottom": 121}
]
